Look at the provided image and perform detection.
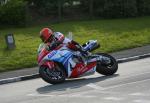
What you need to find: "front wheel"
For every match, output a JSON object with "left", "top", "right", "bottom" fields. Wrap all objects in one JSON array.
[
  {"left": 96, "top": 53, "right": 118, "bottom": 76},
  {"left": 39, "top": 63, "right": 66, "bottom": 84}
]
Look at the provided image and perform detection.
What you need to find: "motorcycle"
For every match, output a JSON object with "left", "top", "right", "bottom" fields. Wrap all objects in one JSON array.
[{"left": 37, "top": 40, "right": 118, "bottom": 84}]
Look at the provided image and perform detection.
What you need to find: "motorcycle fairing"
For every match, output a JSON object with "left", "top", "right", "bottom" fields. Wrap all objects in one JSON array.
[
  {"left": 39, "top": 45, "right": 98, "bottom": 78},
  {"left": 42, "top": 47, "right": 74, "bottom": 77},
  {"left": 70, "top": 62, "right": 97, "bottom": 78}
]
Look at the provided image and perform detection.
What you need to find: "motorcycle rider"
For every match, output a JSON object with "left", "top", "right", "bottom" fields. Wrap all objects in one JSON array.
[
  {"left": 39, "top": 27, "right": 87, "bottom": 68},
  {"left": 39, "top": 27, "right": 87, "bottom": 52}
]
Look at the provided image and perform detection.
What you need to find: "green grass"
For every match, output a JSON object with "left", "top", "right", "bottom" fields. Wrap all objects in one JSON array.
[{"left": 0, "top": 16, "right": 150, "bottom": 72}]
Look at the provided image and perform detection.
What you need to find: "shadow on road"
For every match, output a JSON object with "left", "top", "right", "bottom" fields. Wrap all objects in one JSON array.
[{"left": 37, "top": 74, "right": 119, "bottom": 94}]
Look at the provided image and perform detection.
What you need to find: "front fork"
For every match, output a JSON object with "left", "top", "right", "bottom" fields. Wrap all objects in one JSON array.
[
  {"left": 87, "top": 55, "right": 111, "bottom": 65},
  {"left": 97, "top": 55, "right": 111, "bottom": 65}
]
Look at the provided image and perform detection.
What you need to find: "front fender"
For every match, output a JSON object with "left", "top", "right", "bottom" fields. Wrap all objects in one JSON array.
[{"left": 40, "top": 61, "right": 55, "bottom": 70}]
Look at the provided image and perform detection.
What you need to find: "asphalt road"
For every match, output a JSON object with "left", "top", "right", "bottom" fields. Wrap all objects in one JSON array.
[{"left": 0, "top": 58, "right": 150, "bottom": 103}]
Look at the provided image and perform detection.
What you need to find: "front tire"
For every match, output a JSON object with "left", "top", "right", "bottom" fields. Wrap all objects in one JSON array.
[
  {"left": 39, "top": 63, "right": 66, "bottom": 84},
  {"left": 96, "top": 53, "right": 118, "bottom": 76}
]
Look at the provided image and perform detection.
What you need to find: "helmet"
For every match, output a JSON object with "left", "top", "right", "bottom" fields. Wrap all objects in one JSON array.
[{"left": 40, "top": 28, "right": 53, "bottom": 43}]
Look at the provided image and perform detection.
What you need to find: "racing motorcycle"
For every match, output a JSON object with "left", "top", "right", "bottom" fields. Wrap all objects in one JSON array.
[{"left": 37, "top": 40, "right": 118, "bottom": 84}]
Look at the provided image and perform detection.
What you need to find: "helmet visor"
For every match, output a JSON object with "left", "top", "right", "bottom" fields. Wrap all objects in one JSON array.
[{"left": 40, "top": 34, "right": 54, "bottom": 43}]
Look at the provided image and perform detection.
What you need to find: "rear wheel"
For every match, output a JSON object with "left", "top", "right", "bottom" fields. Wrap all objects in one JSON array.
[
  {"left": 39, "top": 63, "right": 66, "bottom": 84},
  {"left": 96, "top": 53, "right": 118, "bottom": 76}
]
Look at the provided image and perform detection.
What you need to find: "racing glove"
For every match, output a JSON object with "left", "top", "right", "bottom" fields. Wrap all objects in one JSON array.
[{"left": 68, "top": 40, "right": 88, "bottom": 56}]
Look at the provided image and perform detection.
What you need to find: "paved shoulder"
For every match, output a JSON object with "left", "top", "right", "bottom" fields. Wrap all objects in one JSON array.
[
  {"left": 0, "top": 67, "right": 38, "bottom": 80},
  {"left": 111, "top": 45, "right": 150, "bottom": 59}
]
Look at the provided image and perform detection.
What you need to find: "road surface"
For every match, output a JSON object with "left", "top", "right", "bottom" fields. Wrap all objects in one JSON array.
[{"left": 0, "top": 58, "right": 150, "bottom": 103}]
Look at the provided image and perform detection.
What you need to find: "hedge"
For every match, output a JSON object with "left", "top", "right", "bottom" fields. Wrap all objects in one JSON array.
[
  {"left": 0, "top": 0, "right": 27, "bottom": 26},
  {"left": 0, "top": 0, "right": 150, "bottom": 26},
  {"left": 27, "top": 0, "right": 150, "bottom": 18},
  {"left": 137, "top": 0, "right": 150, "bottom": 15},
  {"left": 94, "top": 0, "right": 138, "bottom": 18}
]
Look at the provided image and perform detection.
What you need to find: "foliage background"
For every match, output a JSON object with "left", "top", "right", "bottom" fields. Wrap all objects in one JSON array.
[{"left": 0, "top": 0, "right": 150, "bottom": 26}]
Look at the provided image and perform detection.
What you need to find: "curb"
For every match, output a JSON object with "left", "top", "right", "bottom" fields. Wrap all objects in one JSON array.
[
  {"left": 0, "top": 53, "right": 150, "bottom": 85},
  {"left": 0, "top": 73, "right": 39, "bottom": 85},
  {"left": 117, "top": 53, "right": 150, "bottom": 63}
]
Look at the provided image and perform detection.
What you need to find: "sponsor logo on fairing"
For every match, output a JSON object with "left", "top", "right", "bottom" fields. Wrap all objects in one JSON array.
[
  {"left": 77, "top": 65, "right": 86, "bottom": 73},
  {"left": 48, "top": 51, "right": 57, "bottom": 58}
]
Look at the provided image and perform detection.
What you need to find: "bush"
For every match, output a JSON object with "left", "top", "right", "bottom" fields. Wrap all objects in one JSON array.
[
  {"left": 123, "top": 0, "right": 137, "bottom": 17},
  {"left": 94, "top": 0, "right": 137, "bottom": 18},
  {"left": 25, "top": 0, "right": 150, "bottom": 21},
  {"left": 27, "top": 0, "right": 58, "bottom": 16},
  {"left": 137, "top": 0, "right": 150, "bottom": 15},
  {"left": 0, "top": 0, "right": 27, "bottom": 26},
  {"left": 1, "top": 0, "right": 150, "bottom": 26}
]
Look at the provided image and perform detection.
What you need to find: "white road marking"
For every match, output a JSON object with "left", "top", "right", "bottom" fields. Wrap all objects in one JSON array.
[
  {"left": 133, "top": 99, "right": 150, "bottom": 103},
  {"left": 86, "top": 79, "right": 150, "bottom": 95},
  {"left": 86, "top": 83, "right": 120, "bottom": 95},
  {"left": 116, "top": 71, "right": 150, "bottom": 79},
  {"left": 28, "top": 94, "right": 54, "bottom": 97},
  {"left": 27, "top": 93, "right": 96, "bottom": 98},
  {"left": 104, "top": 97, "right": 123, "bottom": 101},
  {"left": 103, "top": 78, "right": 150, "bottom": 90},
  {"left": 129, "top": 92, "right": 146, "bottom": 96},
  {"left": 86, "top": 83, "right": 105, "bottom": 90}
]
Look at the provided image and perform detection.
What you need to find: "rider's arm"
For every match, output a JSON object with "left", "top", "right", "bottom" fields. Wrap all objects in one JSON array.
[
  {"left": 53, "top": 32, "right": 84, "bottom": 51},
  {"left": 67, "top": 40, "right": 82, "bottom": 51}
]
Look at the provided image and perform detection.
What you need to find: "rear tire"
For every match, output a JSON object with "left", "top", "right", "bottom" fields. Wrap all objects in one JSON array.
[
  {"left": 96, "top": 53, "right": 118, "bottom": 76},
  {"left": 39, "top": 63, "right": 66, "bottom": 84}
]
